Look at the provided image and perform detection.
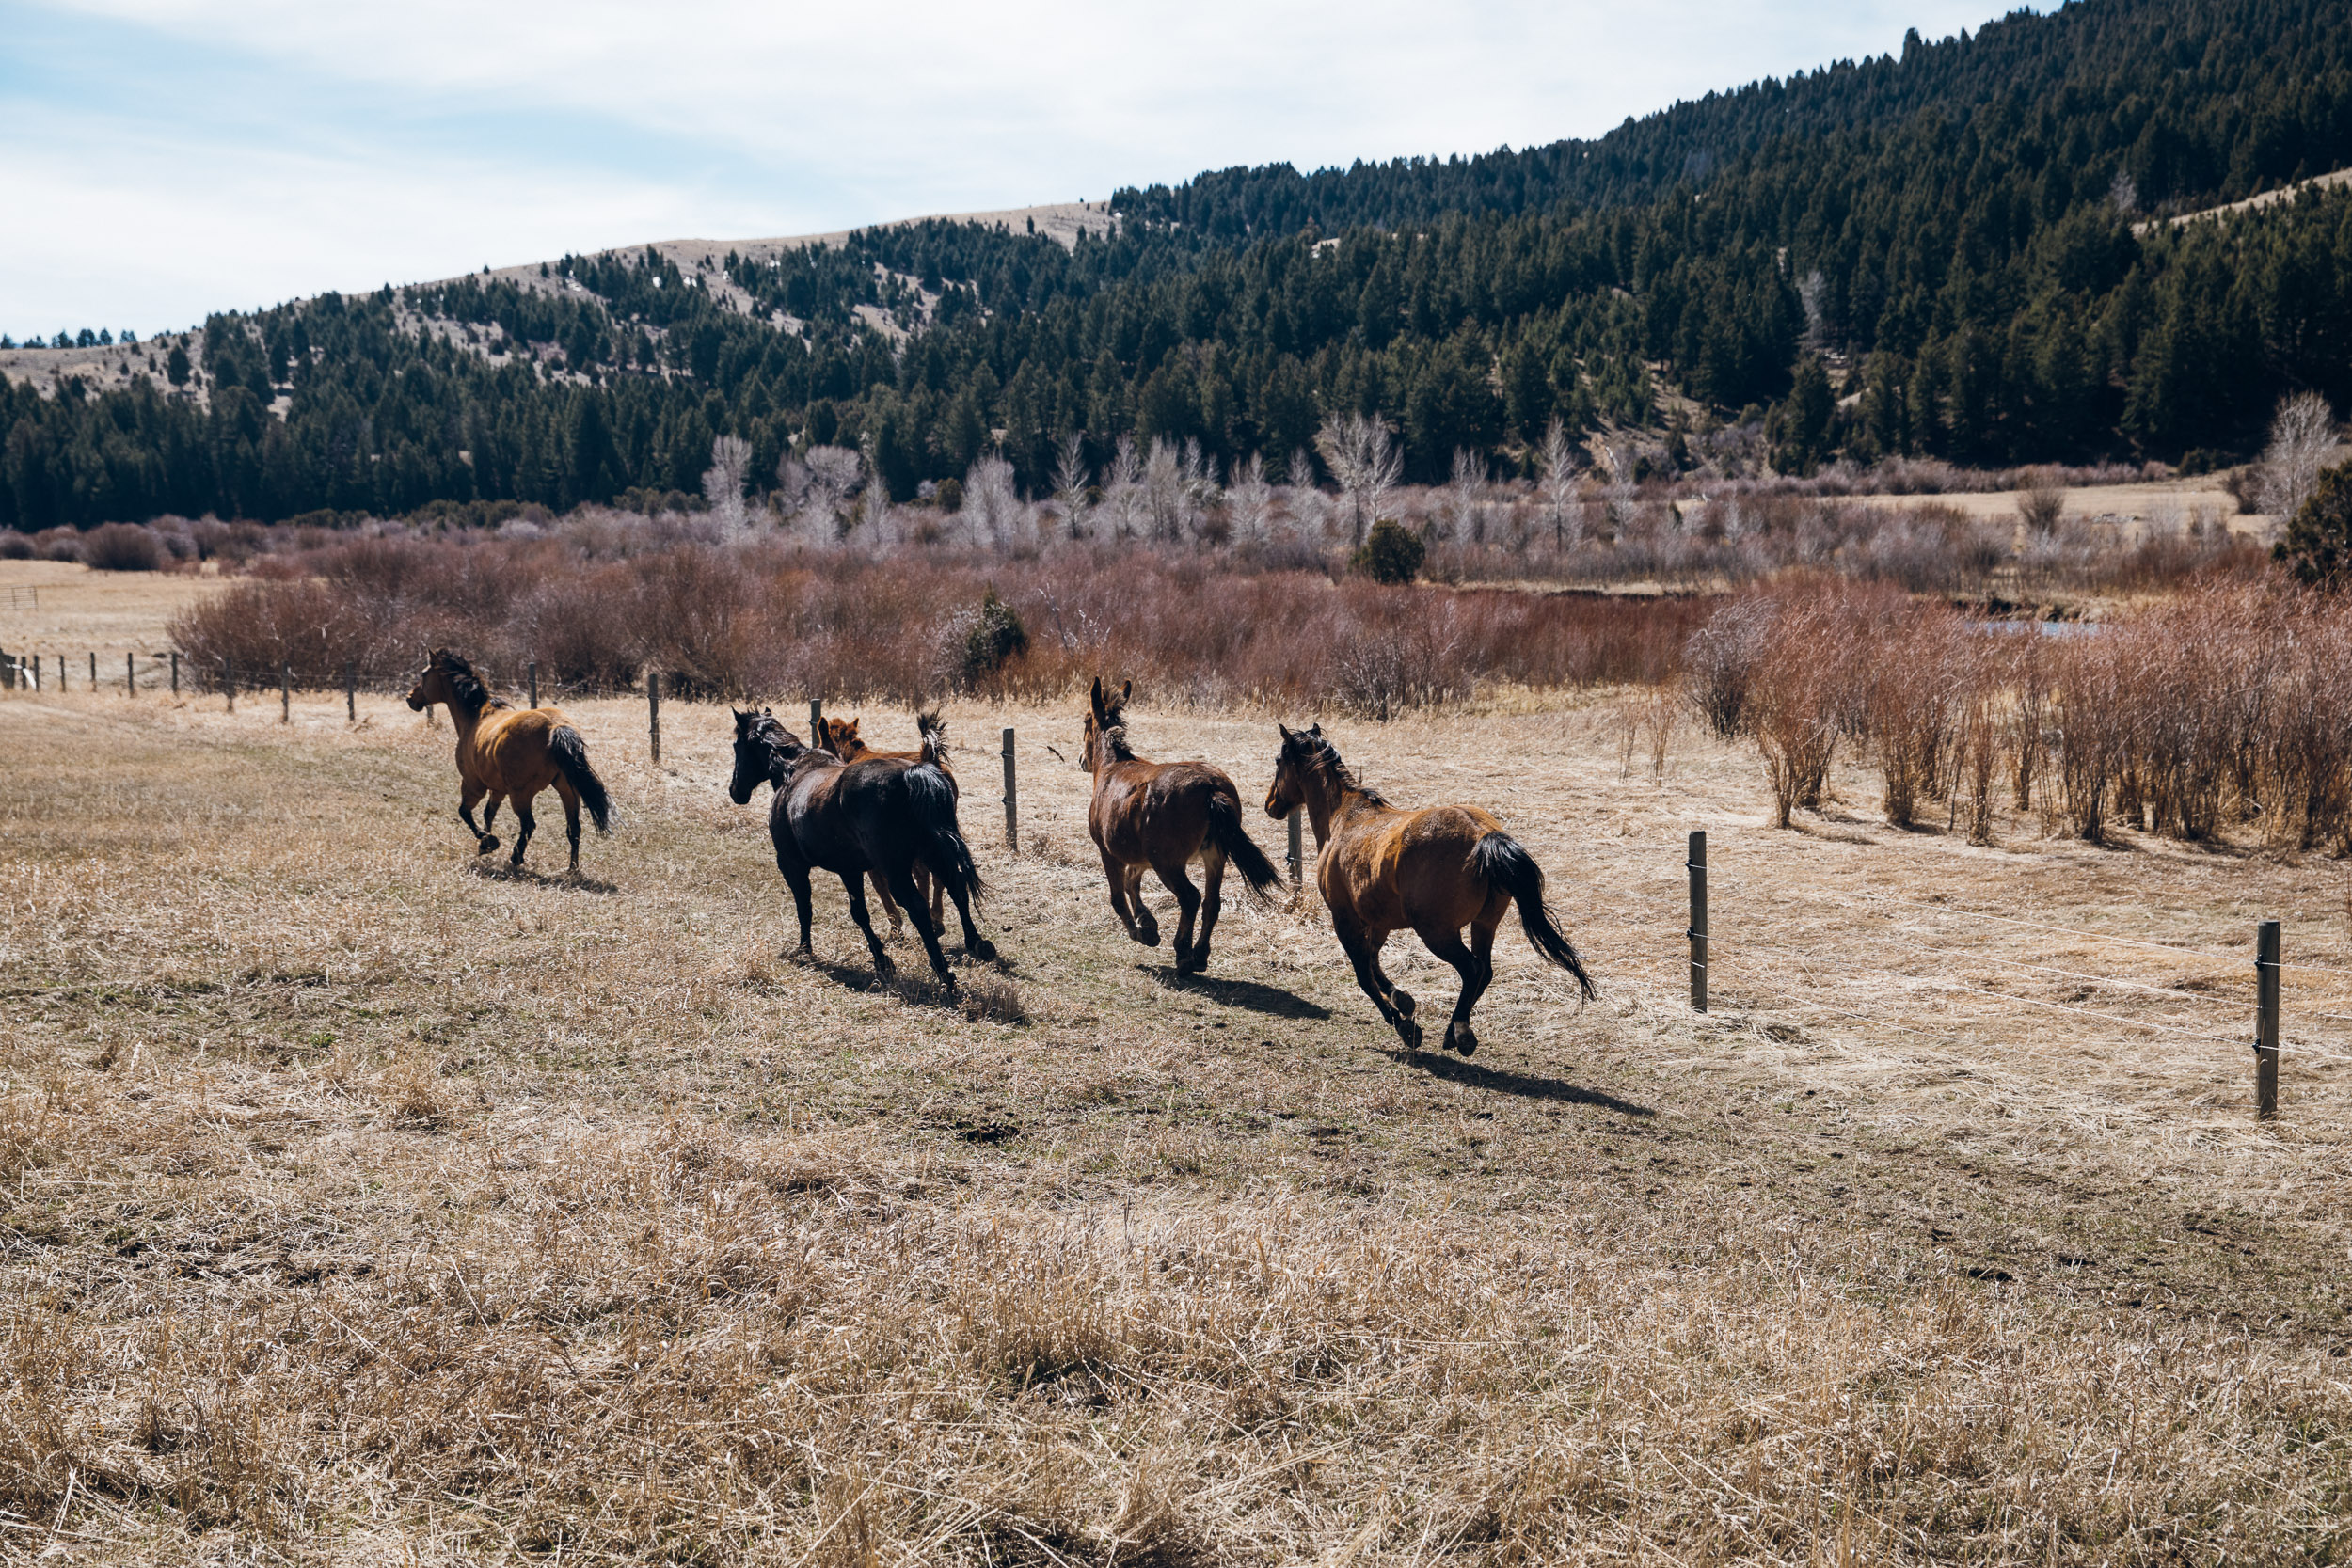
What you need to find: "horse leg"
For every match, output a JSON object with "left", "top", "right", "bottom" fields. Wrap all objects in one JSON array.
[
  {"left": 1099, "top": 848, "right": 1155, "bottom": 946},
  {"left": 920, "top": 866, "right": 943, "bottom": 932},
  {"left": 1152, "top": 860, "right": 1204, "bottom": 974},
  {"left": 888, "top": 866, "right": 958, "bottom": 990},
  {"left": 840, "top": 873, "right": 897, "bottom": 980},
  {"left": 1337, "top": 923, "right": 1421, "bottom": 1049},
  {"left": 479, "top": 793, "right": 507, "bottom": 857},
  {"left": 941, "top": 866, "right": 998, "bottom": 963},
  {"left": 554, "top": 780, "right": 582, "bottom": 873},
  {"left": 869, "top": 871, "right": 905, "bottom": 937},
  {"left": 1124, "top": 861, "right": 1160, "bottom": 946},
  {"left": 1191, "top": 849, "right": 1229, "bottom": 974},
  {"left": 779, "top": 860, "right": 816, "bottom": 958},
  {"left": 459, "top": 779, "right": 497, "bottom": 854},
  {"left": 1420, "top": 923, "right": 1494, "bottom": 1056},
  {"left": 508, "top": 794, "right": 537, "bottom": 869}
]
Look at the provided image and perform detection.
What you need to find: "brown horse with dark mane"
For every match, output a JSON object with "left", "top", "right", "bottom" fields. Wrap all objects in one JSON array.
[
  {"left": 820, "top": 712, "right": 950, "bottom": 936},
  {"left": 1265, "top": 722, "right": 1594, "bottom": 1053},
  {"left": 1083, "top": 677, "right": 1283, "bottom": 974},
  {"left": 406, "top": 648, "right": 612, "bottom": 872}
]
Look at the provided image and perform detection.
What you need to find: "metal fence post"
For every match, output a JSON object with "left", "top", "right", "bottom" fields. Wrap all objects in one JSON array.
[
  {"left": 126, "top": 651, "right": 135, "bottom": 696},
  {"left": 58, "top": 654, "right": 67, "bottom": 692},
  {"left": 1688, "top": 830, "right": 1709, "bottom": 1014},
  {"left": 280, "top": 663, "right": 291, "bottom": 722},
  {"left": 88, "top": 650, "right": 97, "bottom": 688},
  {"left": 344, "top": 660, "right": 357, "bottom": 721},
  {"left": 225, "top": 657, "right": 234, "bottom": 712},
  {"left": 170, "top": 651, "right": 179, "bottom": 696},
  {"left": 647, "top": 672, "right": 661, "bottom": 763},
  {"left": 527, "top": 660, "right": 538, "bottom": 710},
  {"left": 2256, "top": 919, "right": 2280, "bottom": 1121},
  {"left": 1001, "top": 726, "right": 1018, "bottom": 851},
  {"left": 1288, "top": 807, "right": 1304, "bottom": 884}
]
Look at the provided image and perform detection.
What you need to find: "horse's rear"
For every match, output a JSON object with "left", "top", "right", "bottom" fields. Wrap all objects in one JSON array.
[{"left": 819, "top": 713, "right": 951, "bottom": 935}]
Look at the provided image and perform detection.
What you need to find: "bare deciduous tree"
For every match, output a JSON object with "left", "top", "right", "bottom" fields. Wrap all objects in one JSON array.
[
  {"left": 2258, "top": 391, "right": 2340, "bottom": 524},
  {"left": 1179, "top": 437, "right": 1219, "bottom": 543},
  {"left": 1049, "top": 432, "right": 1090, "bottom": 540},
  {"left": 963, "top": 455, "right": 1021, "bottom": 548},
  {"left": 1227, "top": 451, "right": 1274, "bottom": 544},
  {"left": 1537, "top": 416, "right": 1582, "bottom": 550},
  {"left": 803, "top": 445, "right": 862, "bottom": 541},
  {"left": 1144, "top": 437, "right": 1183, "bottom": 541},
  {"left": 1445, "top": 447, "right": 1487, "bottom": 543},
  {"left": 1315, "top": 410, "right": 1399, "bottom": 546},
  {"left": 1104, "top": 435, "right": 1145, "bottom": 540},
  {"left": 702, "top": 434, "right": 751, "bottom": 536}
]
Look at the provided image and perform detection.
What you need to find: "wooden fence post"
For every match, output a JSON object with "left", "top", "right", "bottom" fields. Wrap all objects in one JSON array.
[
  {"left": 647, "top": 672, "right": 661, "bottom": 763},
  {"left": 809, "top": 698, "right": 822, "bottom": 743},
  {"left": 1688, "top": 830, "right": 1709, "bottom": 1014},
  {"left": 2256, "top": 919, "right": 2280, "bottom": 1121},
  {"left": 225, "top": 657, "right": 234, "bottom": 712},
  {"left": 1288, "top": 807, "right": 1303, "bottom": 884},
  {"left": 170, "top": 651, "right": 179, "bottom": 696},
  {"left": 89, "top": 651, "right": 97, "bottom": 688},
  {"left": 528, "top": 661, "right": 538, "bottom": 710},
  {"left": 344, "top": 660, "right": 356, "bottom": 721},
  {"left": 1001, "top": 727, "right": 1018, "bottom": 851},
  {"left": 58, "top": 654, "right": 67, "bottom": 693},
  {"left": 126, "top": 652, "right": 135, "bottom": 695}
]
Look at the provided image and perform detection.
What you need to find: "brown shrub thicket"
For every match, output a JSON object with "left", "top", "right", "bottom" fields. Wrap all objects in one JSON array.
[
  {"left": 168, "top": 538, "right": 1709, "bottom": 714},
  {"left": 1700, "top": 581, "right": 2352, "bottom": 847}
]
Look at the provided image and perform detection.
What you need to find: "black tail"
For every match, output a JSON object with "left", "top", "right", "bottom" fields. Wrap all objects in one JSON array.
[
  {"left": 904, "top": 763, "right": 984, "bottom": 904},
  {"left": 1472, "top": 833, "right": 1596, "bottom": 1000},
  {"left": 1206, "top": 790, "right": 1284, "bottom": 904},
  {"left": 548, "top": 726, "right": 613, "bottom": 833}
]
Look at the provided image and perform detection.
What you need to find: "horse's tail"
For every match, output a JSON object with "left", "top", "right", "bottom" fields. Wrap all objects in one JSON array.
[
  {"left": 1472, "top": 832, "right": 1597, "bottom": 1000},
  {"left": 905, "top": 762, "right": 983, "bottom": 904},
  {"left": 1206, "top": 789, "right": 1284, "bottom": 904},
  {"left": 549, "top": 726, "right": 613, "bottom": 833}
]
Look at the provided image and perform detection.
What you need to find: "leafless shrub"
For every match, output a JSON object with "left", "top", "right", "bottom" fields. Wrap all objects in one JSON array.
[
  {"left": 2017, "top": 472, "right": 2066, "bottom": 535},
  {"left": 2256, "top": 392, "right": 2339, "bottom": 522},
  {"left": 81, "top": 522, "right": 164, "bottom": 571}
]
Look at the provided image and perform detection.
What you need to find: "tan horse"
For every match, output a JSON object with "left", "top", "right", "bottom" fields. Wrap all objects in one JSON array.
[
  {"left": 406, "top": 649, "right": 612, "bottom": 872},
  {"left": 820, "top": 712, "right": 949, "bottom": 935},
  {"left": 1264, "top": 722, "right": 1593, "bottom": 1053},
  {"left": 1083, "top": 677, "right": 1282, "bottom": 974}
]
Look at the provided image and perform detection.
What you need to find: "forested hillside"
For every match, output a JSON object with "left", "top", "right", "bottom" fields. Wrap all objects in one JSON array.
[{"left": 6, "top": 0, "right": 2351, "bottom": 530}]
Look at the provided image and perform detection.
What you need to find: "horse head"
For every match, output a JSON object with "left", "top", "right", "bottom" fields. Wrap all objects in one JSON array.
[
  {"left": 728, "top": 706, "right": 801, "bottom": 804},
  {"left": 406, "top": 647, "right": 457, "bottom": 712},
  {"left": 1082, "top": 676, "right": 1134, "bottom": 770},
  {"left": 1265, "top": 721, "right": 1328, "bottom": 819}
]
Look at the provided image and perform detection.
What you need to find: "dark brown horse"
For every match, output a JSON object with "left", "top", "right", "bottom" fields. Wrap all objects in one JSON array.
[
  {"left": 1265, "top": 723, "right": 1594, "bottom": 1053},
  {"left": 1083, "top": 677, "right": 1282, "bottom": 974},
  {"left": 406, "top": 648, "right": 612, "bottom": 872},
  {"left": 729, "top": 707, "right": 993, "bottom": 991},
  {"left": 820, "top": 711, "right": 950, "bottom": 936}
]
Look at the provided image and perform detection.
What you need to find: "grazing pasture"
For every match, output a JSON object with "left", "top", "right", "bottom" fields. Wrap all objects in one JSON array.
[{"left": 3, "top": 671, "right": 2350, "bottom": 1563}]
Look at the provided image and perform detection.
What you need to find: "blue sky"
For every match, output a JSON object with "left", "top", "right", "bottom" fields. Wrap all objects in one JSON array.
[{"left": 3, "top": 0, "right": 2018, "bottom": 341}]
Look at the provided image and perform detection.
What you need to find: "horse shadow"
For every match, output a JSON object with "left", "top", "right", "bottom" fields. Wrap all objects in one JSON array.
[
  {"left": 1391, "top": 1049, "right": 1655, "bottom": 1115},
  {"left": 1145, "top": 967, "right": 1331, "bottom": 1020},
  {"left": 791, "top": 950, "right": 971, "bottom": 1012},
  {"left": 465, "top": 862, "right": 619, "bottom": 895}
]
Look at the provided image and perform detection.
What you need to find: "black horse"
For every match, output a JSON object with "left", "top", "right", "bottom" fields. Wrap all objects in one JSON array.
[{"left": 728, "top": 707, "right": 996, "bottom": 990}]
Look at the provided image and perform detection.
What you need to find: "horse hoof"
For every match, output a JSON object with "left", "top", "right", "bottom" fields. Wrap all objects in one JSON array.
[
  {"left": 967, "top": 939, "right": 999, "bottom": 962},
  {"left": 1134, "top": 928, "right": 1161, "bottom": 948},
  {"left": 873, "top": 955, "right": 898, "bottom": 979},
  {"left": 1448, "top": 1023, "right": 1478, "bottom": 1056},
  {"left": 1396, "top": 1017, "right": 1423, "bottom": 1051},
  {"left": 1177, "top": 949, "right": 1207, "bottom": 975},
  {"left": 476, "top": 835, "right": 499, "bottom": 855},
  {"left": 1392, "top": 989, "right": 1417, "bottom": 1018}
]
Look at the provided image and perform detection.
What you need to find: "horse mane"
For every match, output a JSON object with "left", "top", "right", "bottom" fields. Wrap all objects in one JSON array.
[
  {"left": 915, "top": 709, "right": 947, "bottom": 755},
  {"left": 1095, "top": 698, "right": 1136, "bottom": 763},
  {"left": 434, "top": 650, "right": 502, "bottom": 719},
  {"left": 1291, "top": 728, "right": 1385, "bottom": 805}
]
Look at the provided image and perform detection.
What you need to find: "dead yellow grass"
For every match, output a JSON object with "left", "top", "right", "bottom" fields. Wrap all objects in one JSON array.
[
  {"left": 2, "top": 679, "right": 2347, "bottom": 1563},
  {"left": 0, "top": 560, "right": 225, "bottom": 661}
]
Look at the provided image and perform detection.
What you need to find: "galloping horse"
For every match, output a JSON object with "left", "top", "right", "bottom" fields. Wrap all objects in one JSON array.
[
  {"left": 819, "top": 712, "right": 950, "bottom": 936},
  {"left": 729, "top": 707, "right": 994, "bottom": 991},
  {"left": 406, "top": 648, "right": 612, "bottom": 873},
  {"left": 1265, "top": 723, "right": 1595, "bottom": 1053},
  {"left": 1082, "top": 677, "right": 1282, "bottom": 974}
]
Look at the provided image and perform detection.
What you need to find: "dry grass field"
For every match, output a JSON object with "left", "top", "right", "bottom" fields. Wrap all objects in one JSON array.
[{"left": 5, "top": 654, "right": 2350, "bottom": 1565}]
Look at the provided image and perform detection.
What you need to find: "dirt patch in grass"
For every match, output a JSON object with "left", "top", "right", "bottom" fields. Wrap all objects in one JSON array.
[{"left": 2, "top": 682, "right": 2348, "bottom": 1561}]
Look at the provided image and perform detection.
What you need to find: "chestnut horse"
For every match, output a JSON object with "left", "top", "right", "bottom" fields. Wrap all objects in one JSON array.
[
  {"left": 1265, "top": 722, "right": 1594, "bottom": 1053},
  {"left": 729, "top": 707, "right": 994, "bottom": 991},
  {"left": 406, "top": 648, "right": 612, "bottom": 873},
  {"left": 820, "top": 711, "right": 949, "bottom": 936},
  {"left": 1083, "top": 677, "right": 1282, "bottom": 974}
]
